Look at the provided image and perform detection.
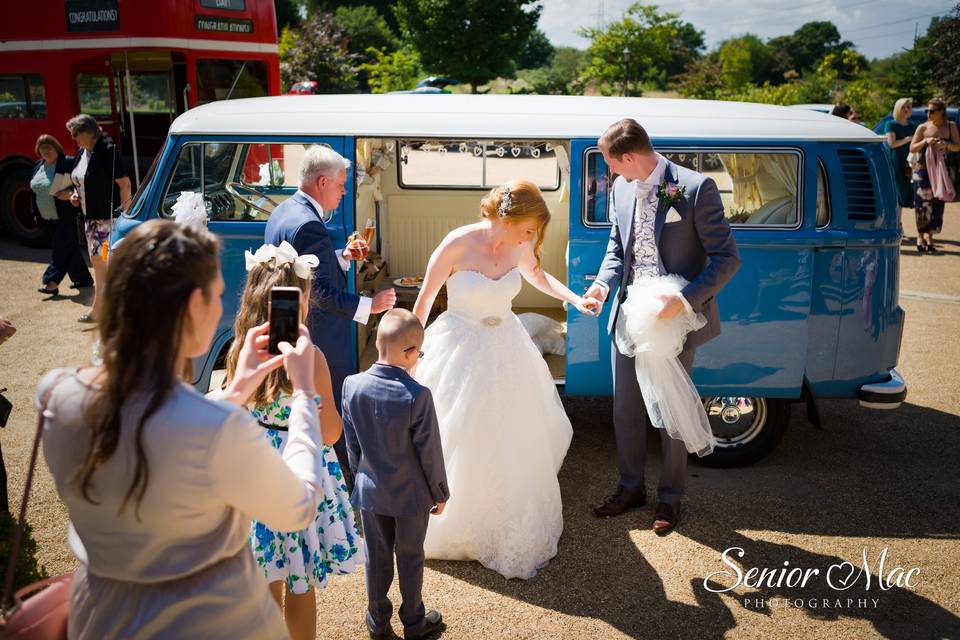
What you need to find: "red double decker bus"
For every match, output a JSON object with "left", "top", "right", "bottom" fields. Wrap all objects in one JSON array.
[{"left": 0, "top": 0, "right": 280, "bottom": 244}]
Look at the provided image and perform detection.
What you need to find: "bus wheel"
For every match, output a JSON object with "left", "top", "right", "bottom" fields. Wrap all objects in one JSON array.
[
  {"left": 0, "top": 168, "right": 47, "bottom": 246},
  {"left": 697, "top": 397, "right": 789, "bottom": 468}
]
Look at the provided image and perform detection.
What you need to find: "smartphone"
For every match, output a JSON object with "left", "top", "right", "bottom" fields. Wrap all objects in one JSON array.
[{"left": 268, "top": 287, "right": 301, "bottom": 355}]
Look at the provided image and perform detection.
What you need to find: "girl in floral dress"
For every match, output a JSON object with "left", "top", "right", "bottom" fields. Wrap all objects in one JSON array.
[{"left": 225, "top": 241, "right": 363, "bottom": 640}]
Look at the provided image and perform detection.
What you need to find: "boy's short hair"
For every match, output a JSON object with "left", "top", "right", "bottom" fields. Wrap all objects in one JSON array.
[
  {"left": 376, "top": 308, "right": 424, "bottom": 355},
  {"left": 599, "top": 118, "right": 653, "bottom": 159}
]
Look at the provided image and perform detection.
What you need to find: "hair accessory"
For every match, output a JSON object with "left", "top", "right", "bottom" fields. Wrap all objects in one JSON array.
[
  {"left": 244, "top": 241, "right": 319, "bottom": 279},
  {"left": 498, "top": 186, "right": 513, "bottom": 217},
  {"left": 171, "top": 191, "right": 208, "bottom": 229}
]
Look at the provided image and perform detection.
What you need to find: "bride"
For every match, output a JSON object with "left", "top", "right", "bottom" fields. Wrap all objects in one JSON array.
[{"left": 412, "top": 180, "right": 599, "bottom": 579}]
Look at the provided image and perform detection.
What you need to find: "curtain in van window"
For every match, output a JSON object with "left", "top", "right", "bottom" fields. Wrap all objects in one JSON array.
[{"left": 718, "top": 154, "right": 762, "bottom": 211}]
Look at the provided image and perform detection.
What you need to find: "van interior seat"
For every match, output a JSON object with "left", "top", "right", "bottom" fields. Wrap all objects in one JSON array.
[{"left": 745, "top": 196, "right": 796, "bottom": 225}]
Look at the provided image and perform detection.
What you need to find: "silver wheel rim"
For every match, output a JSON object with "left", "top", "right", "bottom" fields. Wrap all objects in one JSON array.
[{"left": 703, "top": 397, "right": 767, "bottom": 449}]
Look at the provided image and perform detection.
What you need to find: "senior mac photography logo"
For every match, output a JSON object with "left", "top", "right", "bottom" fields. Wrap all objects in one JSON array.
[{"left": 703, "top": 546, "right": 922, "bottom": 611}]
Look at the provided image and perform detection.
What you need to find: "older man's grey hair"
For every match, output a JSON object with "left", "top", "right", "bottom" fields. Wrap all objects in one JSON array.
[
  {"left": 299, "top": 144, "right": 351, "bottom": 188},
  {"left": 65, "top": 113, "right": 101, "bottom": 138}
]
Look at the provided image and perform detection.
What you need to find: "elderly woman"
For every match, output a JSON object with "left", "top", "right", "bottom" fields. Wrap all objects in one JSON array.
[
  {"left": 32, "top": 134, "right": 93, "bottom": 295},
  {"left": 66, "top": 114, "right": 132, "bottom": 322},
  {"left": 909, "top": 99, "right": 960, "bottom": 253},
  {"left": 884, "top": 98, "right": 917, "bottom": 209}
]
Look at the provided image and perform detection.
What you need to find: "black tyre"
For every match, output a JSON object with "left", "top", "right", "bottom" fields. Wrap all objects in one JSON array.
[
  {"left": 0, "top": 167, "right": 47, "bottom": 246},
  {"left": 697, "top": 397, "right": 790, "bottom": 468}
]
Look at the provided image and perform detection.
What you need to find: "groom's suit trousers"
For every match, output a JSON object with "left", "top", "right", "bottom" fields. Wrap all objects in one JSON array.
[
  {"left": 360, "top": 509, "right": 430, "bottom": 636},
  {"left": 613, "top": 345, "right": 695, "bottom": 505}
]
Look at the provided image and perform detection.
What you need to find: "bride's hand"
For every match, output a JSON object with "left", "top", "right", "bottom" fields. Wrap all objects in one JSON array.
[{"left": 573, "top": 297, "right": 600, "bottom": 316}]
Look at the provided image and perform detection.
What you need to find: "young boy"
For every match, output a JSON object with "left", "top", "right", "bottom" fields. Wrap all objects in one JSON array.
[{"left": 341, "top": 309, "right": 449, "bottom": 640}]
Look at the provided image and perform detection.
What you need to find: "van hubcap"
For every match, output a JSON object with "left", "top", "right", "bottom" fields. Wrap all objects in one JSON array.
[{"left": 703, "top": 397, "right": 766, "bottom": 448}]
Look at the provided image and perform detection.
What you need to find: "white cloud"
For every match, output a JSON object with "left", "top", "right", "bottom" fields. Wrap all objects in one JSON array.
[{"left": 537, "top": 0, "right": 953, "bottom": 59}]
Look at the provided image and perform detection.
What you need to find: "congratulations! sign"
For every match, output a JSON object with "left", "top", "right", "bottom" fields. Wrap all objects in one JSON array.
[{"left": 65, "top": 0, "right": 119, "bottom": 32}]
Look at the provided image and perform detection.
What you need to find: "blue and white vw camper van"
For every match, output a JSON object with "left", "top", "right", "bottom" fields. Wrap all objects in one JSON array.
[{"left": 115, "top": 94, "right": 907, "bottom": 466}]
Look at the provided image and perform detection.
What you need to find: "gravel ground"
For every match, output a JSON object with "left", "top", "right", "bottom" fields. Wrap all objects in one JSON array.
[{"left": 0, "top": 206, "right": 958, "bottom": 639}]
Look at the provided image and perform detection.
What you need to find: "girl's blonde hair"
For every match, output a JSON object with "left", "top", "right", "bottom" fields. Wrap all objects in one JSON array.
[
  {"left": 226, "top": 258, "right": 311, "bottom": 407},
  {"left": 479, "top": 179, "right": 551, "bottom": 267},
  {"left": 893, "top": 97, "right": 913, "bottom": 120}
]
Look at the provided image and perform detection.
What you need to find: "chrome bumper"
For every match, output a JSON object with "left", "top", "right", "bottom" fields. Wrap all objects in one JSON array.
[{"left": 859, "top": 368, "right": 907, "bottom": 409}]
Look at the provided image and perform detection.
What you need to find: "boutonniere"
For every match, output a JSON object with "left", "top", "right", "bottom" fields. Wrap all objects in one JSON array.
[{"left": 657, "top": 181, "right": 685, "bottom": 206}]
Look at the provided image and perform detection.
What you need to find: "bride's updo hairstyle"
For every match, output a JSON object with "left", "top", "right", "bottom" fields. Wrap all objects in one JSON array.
[
  {"left": 80, "top": 219, "right": 220, "bottom": 518},
  {"left": 480, "top": 179, "right": 551, "bottom": 267}
]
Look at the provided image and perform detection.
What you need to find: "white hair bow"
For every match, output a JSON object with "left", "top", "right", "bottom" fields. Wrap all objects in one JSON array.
[
  {"left": 171, "top": 191, "right": 208, "bottom": 229},
  {"left": 244, "top": 241, "right": 319, "bottom": 279}
]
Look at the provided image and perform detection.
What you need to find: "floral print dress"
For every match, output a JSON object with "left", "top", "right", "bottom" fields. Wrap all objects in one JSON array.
[{"left": 249, "top": 395, "right": 363, "bottom": 593}]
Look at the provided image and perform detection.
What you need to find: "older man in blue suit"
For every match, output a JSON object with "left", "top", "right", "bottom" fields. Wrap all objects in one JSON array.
[{"left": 265, "top": 145, "right": 396, "bottom": 478}]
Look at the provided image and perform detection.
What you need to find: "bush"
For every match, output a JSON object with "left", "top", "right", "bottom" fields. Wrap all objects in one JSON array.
[{"left": 0, "top": 510, "right": 48, "bottom": 598}]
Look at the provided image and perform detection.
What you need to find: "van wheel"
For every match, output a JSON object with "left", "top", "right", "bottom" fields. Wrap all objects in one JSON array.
[
  {"left": 0, "top": 168, "right": 47, "bottom": 246},
  {"left": 697, "top": 397, "right": 789, "bottom": 468}
]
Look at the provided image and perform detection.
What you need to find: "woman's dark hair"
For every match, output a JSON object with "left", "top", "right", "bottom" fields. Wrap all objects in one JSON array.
[
  {"left": 831, "top": 103, "right": 852, "bottom": 119},
  {"left": 599, "top": 118, "right": 653, "bottom": 159},
  {"left": 927, "top": 98, "right": 947, "bottom": 118},
  {"left": 35, "top": 134, "right": 64, "bottom": 157},
  {"left": 77, "top": 219, "right": 221, "bottom": 519}
]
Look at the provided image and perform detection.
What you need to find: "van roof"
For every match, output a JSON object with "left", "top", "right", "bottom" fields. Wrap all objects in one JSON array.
[{"left": 169, "top": 94, "right": 882, "bottom": 142}]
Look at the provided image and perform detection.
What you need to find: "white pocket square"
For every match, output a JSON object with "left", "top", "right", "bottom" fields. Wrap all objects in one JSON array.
[{"left": 665, "top": 207, "right": 682, "bottom": 223}]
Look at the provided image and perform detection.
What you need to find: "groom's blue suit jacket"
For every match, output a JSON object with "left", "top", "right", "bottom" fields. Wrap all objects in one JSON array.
[
  {"left": 342, "top": 364, "right": 450, "bottom": 517},
  {"left": 264, "top": 192, "right": 359, "bottom": 386},
  {"left": 596, "top": 159, "right": 741, "bottom": 352}
]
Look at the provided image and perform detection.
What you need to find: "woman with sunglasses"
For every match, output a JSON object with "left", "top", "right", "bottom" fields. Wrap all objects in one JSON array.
[{"left": 909, "top": 99, "right": 960, "bottom": 252}]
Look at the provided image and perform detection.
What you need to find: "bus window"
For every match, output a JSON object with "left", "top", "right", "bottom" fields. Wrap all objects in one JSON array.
[
  {"left": 128, "top": 73, "right": 174, "bottom": 113},
  {"left": 816, "top": 160, "right": 831, "bottom": 228},
  {"left": 0, "top": 74, "right": 45, "bottom": 119},
  {"left": 77, "top": 73, "right": 112, "bottom": 117},
  {"left": 195, "top": 59, "right": 268, "bottom": 104},
  {"left": 398, "top": 139, "right": 559, "bottom": 190}
]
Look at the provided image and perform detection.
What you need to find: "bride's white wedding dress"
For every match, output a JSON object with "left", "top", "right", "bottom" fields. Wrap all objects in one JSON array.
[{"left": 416, "top": 267, "right": 572, "bottom": 579}]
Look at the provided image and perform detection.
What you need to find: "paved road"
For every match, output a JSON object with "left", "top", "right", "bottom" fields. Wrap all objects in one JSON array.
[{"left": 0, "top": 206, "right": 957, "bottom": 639}]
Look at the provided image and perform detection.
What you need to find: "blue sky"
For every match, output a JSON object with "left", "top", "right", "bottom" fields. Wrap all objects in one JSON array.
[{"left": 538, "top": 0, "right": 954, "bottom": 60}]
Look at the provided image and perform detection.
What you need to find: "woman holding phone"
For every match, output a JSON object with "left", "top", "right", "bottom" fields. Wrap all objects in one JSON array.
[{"left": 38, "top": 219, "right": 326, "bottom": 638}]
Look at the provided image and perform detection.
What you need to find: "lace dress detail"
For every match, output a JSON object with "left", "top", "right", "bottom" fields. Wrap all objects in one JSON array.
[{"left": 416, "top": 267, "right": 573, "bottom": 579}]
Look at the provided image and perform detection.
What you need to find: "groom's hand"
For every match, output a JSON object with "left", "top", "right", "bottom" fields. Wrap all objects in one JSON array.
[
  {"left": 371, "top": 288, "right": 397, "bottom": 314},
  {"left": 657, "top": 295, "right": 685, "bottom": 320},
  {"left": 430, "top": 501, "right": 446, "bottom": 516},
  {"left": 584, "top": 283, "right": 608, "bottom": 305}
]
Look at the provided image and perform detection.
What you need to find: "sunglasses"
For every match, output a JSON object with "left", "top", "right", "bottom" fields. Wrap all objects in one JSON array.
[
  {"left": 926, "top": 108, "right": 944, "bottom": 114},
  {"left": 403, "top": 345, "right": 425, "bottom": 359}
]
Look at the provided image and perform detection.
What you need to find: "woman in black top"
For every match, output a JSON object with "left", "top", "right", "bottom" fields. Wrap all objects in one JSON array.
[
  {"left": 65, "top": 114, "right": 131, "bottom": 323},
  {"left": 32, "top": 134, "right": 93, "bottom": 295}
]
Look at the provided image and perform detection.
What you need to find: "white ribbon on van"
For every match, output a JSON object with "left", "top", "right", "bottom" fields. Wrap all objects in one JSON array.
[{"left": 615, "top": 274, "right": 716, "bottom": 457}]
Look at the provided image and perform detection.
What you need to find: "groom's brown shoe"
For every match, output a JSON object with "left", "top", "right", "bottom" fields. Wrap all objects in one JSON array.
[
  {"left": 593, "top": 486, "right": 646, "bottom": 517},
  {"left": 652, "top": 502, "right": 680, "bottom": 535}
]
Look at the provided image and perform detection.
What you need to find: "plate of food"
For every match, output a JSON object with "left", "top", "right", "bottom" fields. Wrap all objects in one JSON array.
[{"left": 393, "top": 276, "right": 424, "bottom": 288}]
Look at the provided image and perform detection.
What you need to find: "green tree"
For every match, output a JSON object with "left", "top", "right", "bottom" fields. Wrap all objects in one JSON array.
[
  {"left": 334, "top": 5, "right": 399, "bottom": 57},
  {"left": 929, "top": 5, "right": 960, "bottom": 102},
  {"left": 517, "top": 28, "right": 555, "bottom": 70},
  {"left": 665, "top": 20, "right": 705, "bottom": 78},
  {"left": 298, "top": 0, "right": 401, "bottom": 34},
  {"left": 677, "top": 55, "right": 724, "bottom": 99},
  {"left": 578, "top": 3, "right": 689, "bottom": 96},
  {"left": 768, "top": 21, "right": 855, "bottom": 77},
  {"left": 516, "top": 47, "right": 588, "bottom": 94},
  {"left": 717, "top": 34, "right": 774, "bottom": 90},
  {"left": 362, "top": 47, "right": 425, "bottom": 93},
  {"left": 395, "top": 0, "right": 541, "bottom": 93},
  {"left": 275, "top": 0, "right": 301, "bottom": 31},
  {"left": 280, "top": 12, "right": 360, "bottom": 93}
]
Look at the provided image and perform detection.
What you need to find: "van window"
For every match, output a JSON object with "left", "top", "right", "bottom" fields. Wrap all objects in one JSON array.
[
  {"left": 583, "top": 149, "right": 801, "bottom": 227},
  {"left": 163, "top": 142, "right": 260, "bottom": 220},
  {"left": 816, "top": 160, "right": 830, "bottom": 227},
  {"left": 399, "top": 139, "right": 560, "bottom": 190}
]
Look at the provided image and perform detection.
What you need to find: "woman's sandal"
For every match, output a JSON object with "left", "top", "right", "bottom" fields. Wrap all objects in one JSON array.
[{"left": 78, "top": 313, "right": 96, "bottom": 323}]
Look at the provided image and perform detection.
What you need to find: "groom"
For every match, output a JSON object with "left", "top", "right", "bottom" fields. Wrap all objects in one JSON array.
[
  {"left": 584, "top": 119, "right": 740, "bottom": 534},
  {"left": 265, "top": 145, "right": 397, "bottom": 481}
]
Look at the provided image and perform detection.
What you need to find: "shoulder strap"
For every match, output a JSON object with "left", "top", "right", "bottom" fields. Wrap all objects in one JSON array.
[{"left": 1, "top": 371, "right": 72, "bottom": 610}]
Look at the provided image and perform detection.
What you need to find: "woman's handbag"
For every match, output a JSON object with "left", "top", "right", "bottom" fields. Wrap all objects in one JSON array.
[{"left": 0, "top": 373, "right": 73, "bottom": 639}]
